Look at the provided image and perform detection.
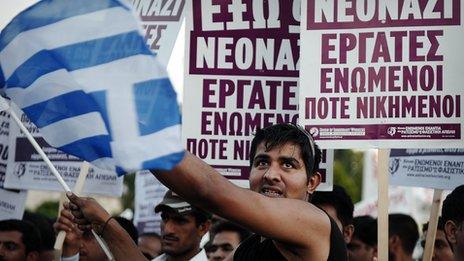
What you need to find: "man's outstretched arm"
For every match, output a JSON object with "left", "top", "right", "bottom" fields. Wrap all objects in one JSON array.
[{"left": 152, "top": 152, "right": 331, "bottom": 258}]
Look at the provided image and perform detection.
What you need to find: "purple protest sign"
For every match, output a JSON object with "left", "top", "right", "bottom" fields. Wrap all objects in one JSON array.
[
  {"left": 183, "top": 0, "right": 333, "bottom": 190},
  {"left": 299, "top": 0, "right": 464, "bottom": 149}
]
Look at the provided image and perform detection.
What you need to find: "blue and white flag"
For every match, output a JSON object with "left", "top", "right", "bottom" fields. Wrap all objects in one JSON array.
[{"left": 0, "top": 0, "right": 184, "bottom": 175}]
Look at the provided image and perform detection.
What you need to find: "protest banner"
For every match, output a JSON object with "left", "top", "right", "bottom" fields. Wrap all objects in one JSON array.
[
  {"left": 4, "top": 106, "right": 123, "bottom": 197},
  {"left": 133, "top": 170, "right": 167, "bottom": 234},
  {"left": 389, "top": 149, "right": 464, "bottom": 189},
  {"left": 183, "top": 0, "right": 333, "bottom": 189},
  {"left": 0, "top": 110, "right": 27, "bottom": 220},
  {"left": 130, "top": 0, "right": 186, "bottom": 67},
  {"left": 299, "top": 0, "right": 463, "bottom": 149}
]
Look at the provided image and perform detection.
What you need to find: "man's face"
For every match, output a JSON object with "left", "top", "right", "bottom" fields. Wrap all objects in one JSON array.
[
  {"left": 160, "top": 210, "right": 202, "bottom": 257},
  {"left": 209, "top": 231, "right": 241, "bottom": 261},
  {"left": 0, "top": 231, "right": 28, "bottom": 261},
  {"left": 249, "top": 142, "right": 309, "bottom": 200},
  {"left": 347, "top": 238, "right": 376, "bottom": 261},
  {"left": 422, "top": 229, "right": 454, "bottom": 261},
  {"left": 79, "top": 230, "right": 108, "bottom": 261}
]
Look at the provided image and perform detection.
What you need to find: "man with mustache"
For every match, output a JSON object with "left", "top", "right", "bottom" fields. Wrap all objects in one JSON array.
[
  {"left": 153, "top": 190, "right": 211, "bottom": 261},
  {"left": 66, "top": 124, "right": 347, "bottom": 260}
]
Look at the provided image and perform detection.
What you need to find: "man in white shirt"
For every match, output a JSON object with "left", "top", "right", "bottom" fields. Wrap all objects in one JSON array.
[{"left": 152, "top": 190, "right": 211, "bottom": 261}]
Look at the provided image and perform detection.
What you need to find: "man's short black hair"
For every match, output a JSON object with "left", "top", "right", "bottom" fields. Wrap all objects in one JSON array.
[
  {"left": 211, "top": 220, "right": 251, "bottom": 242},
  {"left": 311, "top": 185, "right": 354, "bottom": 227},
  {"left": 191, "top": 208, "right": 211, "bottom": 226},
  {"left": 389, "top": 213, "right": 419, "bottom": 255},
  {"left": 22, "top": 211, "right": 55, "bottom": 252},
  {"left": 422, "top": 216, "right": 446, "bottom": 233},
  {"left": 352, "top": 215, "right": 377, "bottom": 247},
  {"left": 114, "top": 216, "right": 139, "bottom": 244},
  {"left": 442, "top": 185, "right": 464, "bottom": 226},
  {"left": 249, "top": 123, "right": 322, "bottom": 180},
  {"left": 0, "top": 219, "right": 42, "bottom": 254}
]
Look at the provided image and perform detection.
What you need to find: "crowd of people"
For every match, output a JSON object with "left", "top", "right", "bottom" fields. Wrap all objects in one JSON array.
[{"left": 1, "top": 124, "right": 463, "bottom": 260}]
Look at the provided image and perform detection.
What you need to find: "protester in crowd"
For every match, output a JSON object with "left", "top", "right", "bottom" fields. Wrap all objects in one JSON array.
[
  {"left": 152, "top": 190, "right": 211, "bottom": 260},
  {"left": 422, "top": 217, "right": 454, "bottom": 261},
  {"left": 442, "top": 184, "right": 464, "bottom": 260},
  {"left": 54, "top": 208, "right": 139, "bottom": 261},
  {"left": 388, "top": 213, "right": 419, "bottom": 261},
  {"left": 138, "top": 232, "right": 162, "bottom": 259},
  {"left": 0, "top": 219, "right": 41, "bottom": 261},
  {"left": 208, "top": 221, "right": 251, "bottom": 260},
  {"left": 65, "top": 123, "right": 347, "bottom": 260},
  {"left": 312, "top": 184, "right": 355, "bottom": 243},
  {"left": 22, "top": 211, "right": 56, "bottom": 261},
  {"left": 347, "top": 215, "right": 377, "bottom": 261}
]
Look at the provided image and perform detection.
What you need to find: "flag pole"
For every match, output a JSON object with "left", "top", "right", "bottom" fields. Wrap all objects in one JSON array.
[
  {"left": 0, "top": 97, "right": 71, "bottom": 192},
  {"left": 0, "top": 97, "right": 114, "bottom": 260}
]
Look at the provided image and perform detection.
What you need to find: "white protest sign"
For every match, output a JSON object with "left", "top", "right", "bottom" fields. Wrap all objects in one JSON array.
[
  {"left": 133, "top": 170, "right": 167, "bottom": 234},
  {"left": 0, "top": 110, "right": 27, "bottom": 220},
  {"left": 389, "top": 149, "right": 464, "bottom": 190},
  {"left": 129, "top": 0, "right": 186, "bottom": 67},
  {"left": 0, "top": 188, "right": 27, "bottom": 221},
  {"left": 183, "top": 0, "right": 333, "bottom": 189},
  {"left": 4, "top": 106, "right": 123, "bottom": 196},
  {"left": 299, "top": 0, "right": 464, "bottom": 149}
]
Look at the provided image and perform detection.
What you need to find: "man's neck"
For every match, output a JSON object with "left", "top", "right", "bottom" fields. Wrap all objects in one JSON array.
[{"left": 166, "top": 248, "right": 201, "bottom": 261}]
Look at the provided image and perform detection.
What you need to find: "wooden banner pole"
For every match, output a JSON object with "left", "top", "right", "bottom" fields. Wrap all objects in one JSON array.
[
  {"left": 378, "top": 149, "right": 390, "bottom": 261},
  {"left": 422, "top": 189, "right": 444, "bottom": 261}
]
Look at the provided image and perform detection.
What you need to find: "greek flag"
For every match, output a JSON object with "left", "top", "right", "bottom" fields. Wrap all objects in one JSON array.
[{"left": 0, "top": 0, "right": 184, "bottom": 175}]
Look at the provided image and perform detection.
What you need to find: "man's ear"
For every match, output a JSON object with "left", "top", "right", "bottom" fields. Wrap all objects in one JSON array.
[
  {"left": 389, "top": 235, "right": 400, "bottom": 251},
  {"left": 198, "top": 220, "right": 212, "bottom": 236},
  {"left": 26, "top": 251, "right": 40, "bottom": 261},
  {"left": 343, "top": 224, "right": 355, "bottom": 244},
  {"left": 306, "top": 171, "right": 322, "bottom": 195},
  {"left": 444, "top": 220, "right": 458, "bottom": 246},
  {"left": 372, "top": 246, "right": 378, "bottom": 261}
]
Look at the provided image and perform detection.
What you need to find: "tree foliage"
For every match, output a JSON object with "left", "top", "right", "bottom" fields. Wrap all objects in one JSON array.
[{"left": 333, "top": 149, "right": 364, "bottom": 203}]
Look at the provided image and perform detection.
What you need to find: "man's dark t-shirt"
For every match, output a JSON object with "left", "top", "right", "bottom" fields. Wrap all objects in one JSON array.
[{"left": 233, "top": 215, "right": 347, "bottom": 260}]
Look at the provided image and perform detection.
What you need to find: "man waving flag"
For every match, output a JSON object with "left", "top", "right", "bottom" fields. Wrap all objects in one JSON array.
[{"left": 0, "top": 0, "right": 184, "bottom": 175}]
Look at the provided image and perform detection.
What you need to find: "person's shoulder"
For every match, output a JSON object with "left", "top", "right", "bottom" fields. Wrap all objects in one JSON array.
[
  {"left": 151, "top": 253, "right": 167, "bottom": 261},
  {"left": 190, "top": 248, "right": 208, "bottom": 261}
]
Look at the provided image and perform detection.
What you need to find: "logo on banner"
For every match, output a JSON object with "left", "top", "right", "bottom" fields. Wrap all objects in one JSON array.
[
  {"left": 389, "top": 158, "right": 400, "bottom": 175},
  {"left": 13, "top": 163, "right": 26, "bottom": 179},
  {"left": 309, "top": 127, "right": 319, "bottom": 137},
  {"left": 387, "top": 127, "right": 397, "bottom": 136}
]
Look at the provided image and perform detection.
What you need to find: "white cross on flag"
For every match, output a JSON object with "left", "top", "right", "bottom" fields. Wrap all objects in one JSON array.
[{"left": 0, "top": 0, "right": 184, "bottom": 175}]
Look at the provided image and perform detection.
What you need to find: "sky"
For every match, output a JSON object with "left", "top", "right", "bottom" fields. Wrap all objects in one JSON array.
[
  {"left": 0, "top": 0, "right": 185, "bottom": 101},
  {"left": 0, "top": 0, "right": 39, "bottom": 29}
]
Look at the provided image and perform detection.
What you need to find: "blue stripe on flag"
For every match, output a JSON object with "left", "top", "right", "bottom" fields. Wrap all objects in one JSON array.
[
  {"left": 89, "top": 90, "right": 112, "bottom": 138},
  {"left": 140, "top": 151, "right": 185, "bottom": 176},
  {"left": 6, "top": 31, "right": 151, "bottom": 88},
  {"left": 0, "top": 0, "right": 123, "bottom": 52},
  {"left": 0, "top": 66, "right": 4, "bottom": 88},
  {"left": 58, "top": 135, "right": 113, "bottom": 162},
  {"left": 22, "top": 91, "right": 100, "bottom": 128},
  {"left": 134, "top": 78, "right": 181, "bottom": 136}
]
